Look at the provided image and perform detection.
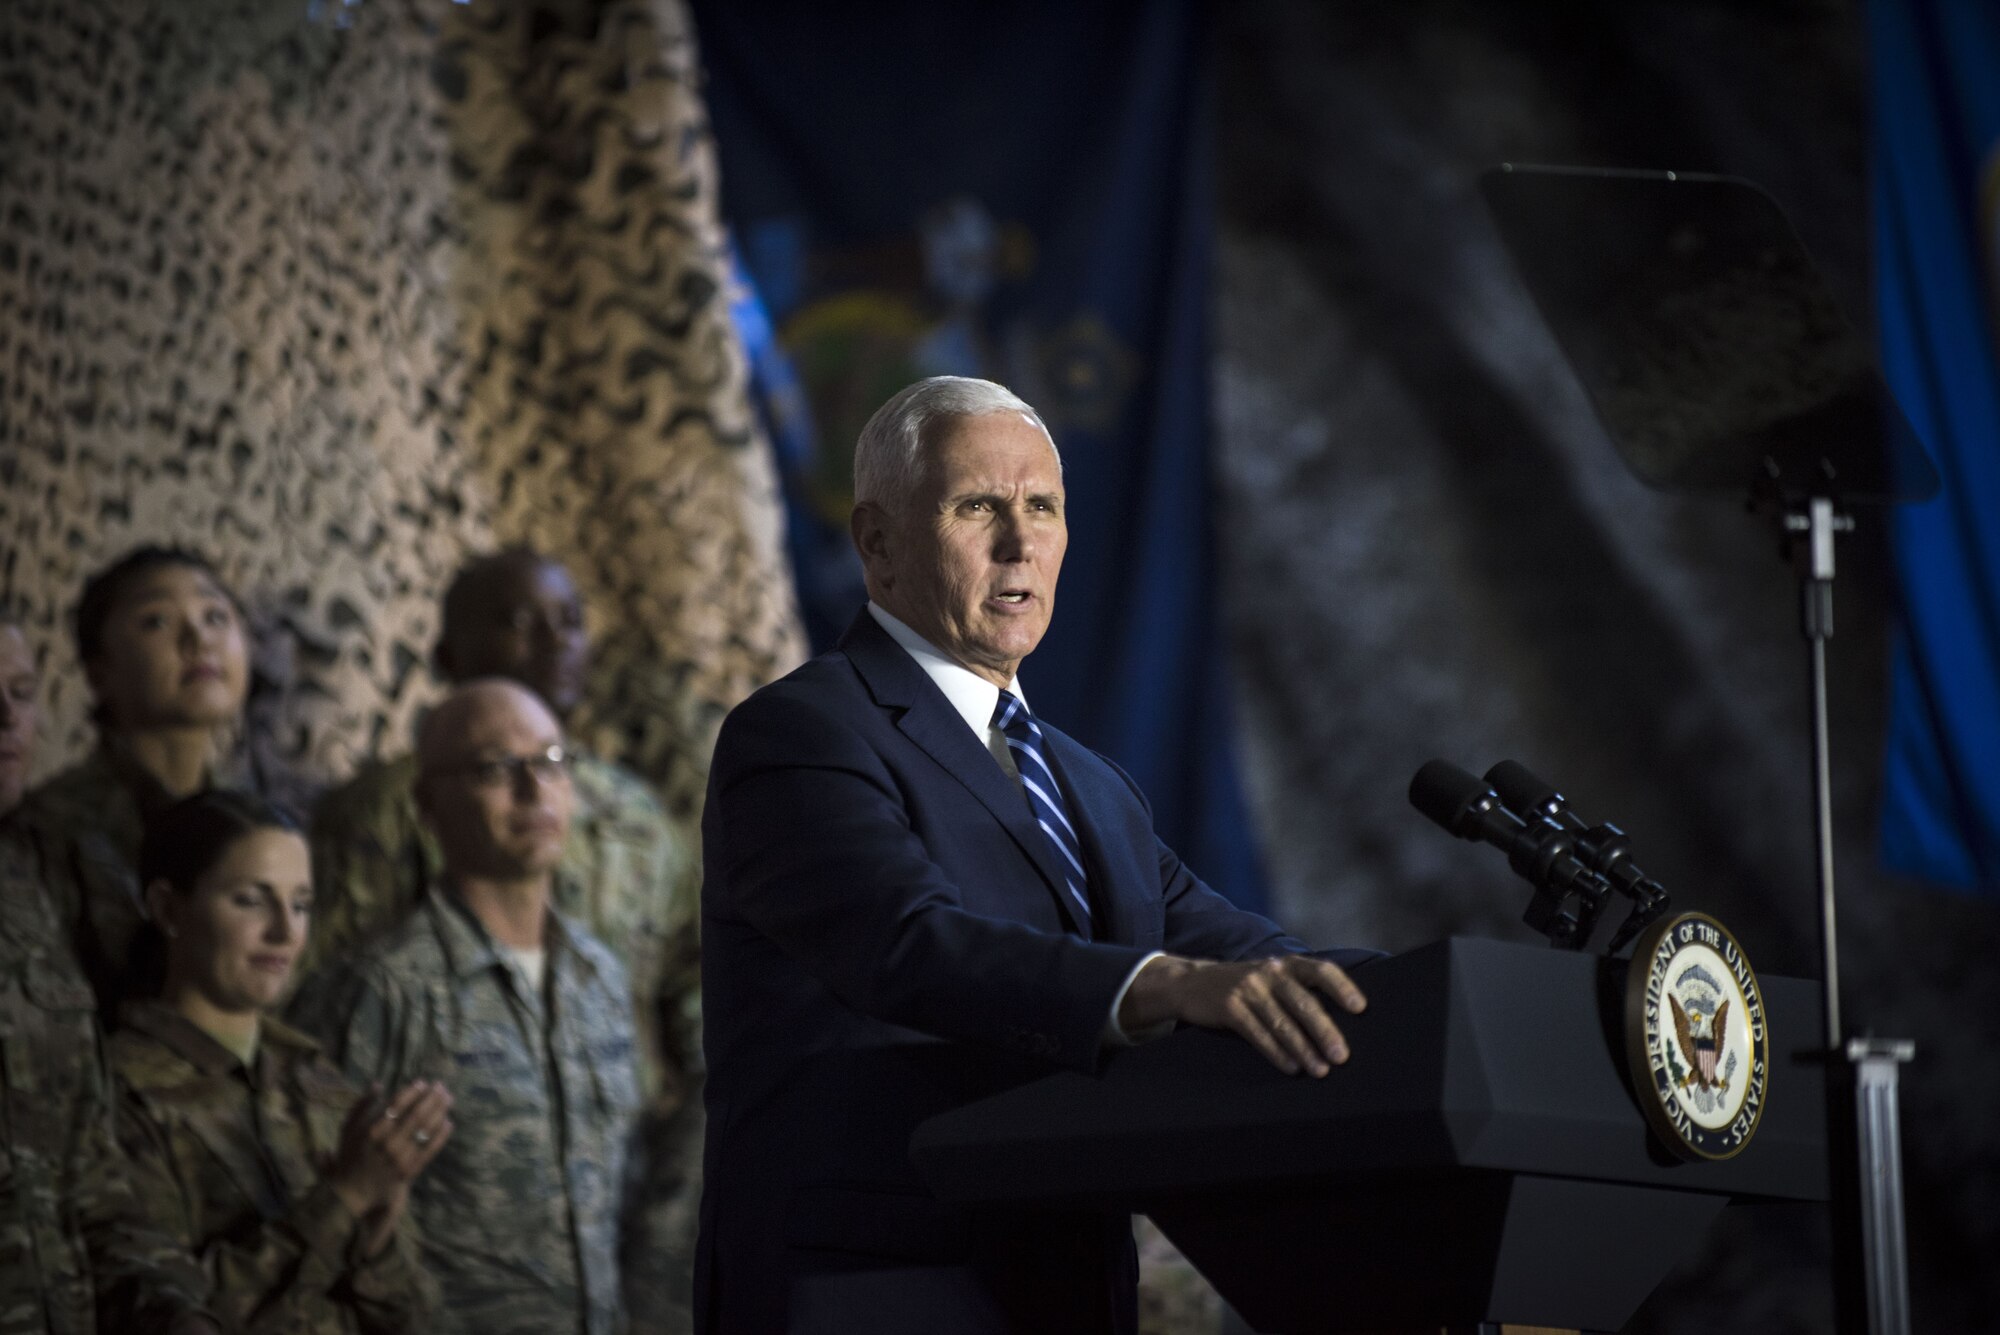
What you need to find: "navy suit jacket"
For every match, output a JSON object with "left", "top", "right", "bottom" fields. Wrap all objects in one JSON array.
[{"left": 696, "top": 610, "right": 1307, "bottom": 1334}]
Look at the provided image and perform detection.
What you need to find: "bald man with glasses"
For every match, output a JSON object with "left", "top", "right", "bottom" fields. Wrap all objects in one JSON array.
[{"left": 292, "top": 678, "right": 643, "bottom": 1335}]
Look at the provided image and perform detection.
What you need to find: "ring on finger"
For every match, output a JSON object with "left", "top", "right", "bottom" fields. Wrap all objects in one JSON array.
[{"left": 413, "top": 1130, "right": 432, "bottom": 1146}]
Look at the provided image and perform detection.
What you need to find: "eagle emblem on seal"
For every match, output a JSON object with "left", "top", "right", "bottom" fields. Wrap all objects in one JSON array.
[
  {"left": 1625, "top": 912, "right": 1770, "bottom": 1160},
  {"left": 1670, "top": 994, "right": 1731, "bottom": 1091}
]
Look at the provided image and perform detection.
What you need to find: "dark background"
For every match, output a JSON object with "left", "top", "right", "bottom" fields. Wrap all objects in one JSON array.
[{"left": 1210, "top": 2, "right": 1997, "bottom": 1330}]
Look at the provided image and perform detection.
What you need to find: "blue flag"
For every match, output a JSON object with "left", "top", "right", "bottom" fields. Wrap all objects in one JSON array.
[
  {"left": 1872, "top": 0, "right": 2000, "bottom": 895},
  {"left": 697, "top": 0, "right": 1269, "bottom": 910}
]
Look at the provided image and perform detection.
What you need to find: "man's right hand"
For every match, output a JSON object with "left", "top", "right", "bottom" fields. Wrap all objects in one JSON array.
[{"left": 1117, "top": 954, "right": 1366, "bottom": 1077}]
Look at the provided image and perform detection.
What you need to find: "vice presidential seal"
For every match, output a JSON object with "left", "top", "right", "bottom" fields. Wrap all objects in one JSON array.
[{"left": 1625, "top": 912, "right": 1770, "bottom": 1161}]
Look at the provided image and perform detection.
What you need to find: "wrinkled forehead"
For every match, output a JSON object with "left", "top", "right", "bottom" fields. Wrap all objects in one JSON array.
[{"left": 925, "top": 411, "right": 1063, "bottom": 486}]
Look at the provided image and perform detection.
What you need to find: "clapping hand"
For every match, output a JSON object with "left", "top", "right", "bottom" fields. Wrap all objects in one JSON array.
[{"left": 326, "top": 1080, "right": 454, "bottom": 1256}]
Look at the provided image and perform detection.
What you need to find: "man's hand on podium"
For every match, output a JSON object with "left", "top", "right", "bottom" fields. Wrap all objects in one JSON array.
[{"left": 1117, "top": 955, "right": 1367, "bottom": 1077}]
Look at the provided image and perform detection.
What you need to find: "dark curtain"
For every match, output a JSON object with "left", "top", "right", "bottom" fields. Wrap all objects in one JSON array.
[
  {"left": 1870, "top": 0, "right": 2000, "bottom": 898},
  {"left": 694, "top": 0, "right": 1271, "bottom": 913}
]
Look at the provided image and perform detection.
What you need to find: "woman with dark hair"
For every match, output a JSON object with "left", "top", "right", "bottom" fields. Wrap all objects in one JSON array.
[
  {"left": 111, "top": 789, "right": 449, "bottom": 1334},
  {"left": 4, "top": 545, "right": 262, "bottom": 1010}
]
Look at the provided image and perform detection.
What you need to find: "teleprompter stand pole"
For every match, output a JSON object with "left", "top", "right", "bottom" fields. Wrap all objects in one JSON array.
[
  {"left": 1477, "top": 165, "right": 1945, "bottom": 1335},
  {"left": 1784, "top": 497, "right": 1914, "bottom": 1335}
]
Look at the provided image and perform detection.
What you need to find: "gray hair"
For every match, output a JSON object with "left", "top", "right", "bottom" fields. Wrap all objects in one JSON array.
[{"left": 852, "top": 376, "right": 1060, "bottom": 513}]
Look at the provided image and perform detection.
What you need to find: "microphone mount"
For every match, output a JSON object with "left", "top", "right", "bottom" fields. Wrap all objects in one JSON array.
[
  {"left": 1484, "top": 760, "right": 1672, "bottom": 953},
  {"left": 1408, "top": 760, "right": 1611, "bottom": 950}
]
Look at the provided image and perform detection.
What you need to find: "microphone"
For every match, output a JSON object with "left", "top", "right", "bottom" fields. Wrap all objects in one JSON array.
[
  {"left": 1483, "top": 760, "right": 1672, "bottom": 953},
  {"left": 1409, "top": 760, "right": 1610, "bottom": 949}
]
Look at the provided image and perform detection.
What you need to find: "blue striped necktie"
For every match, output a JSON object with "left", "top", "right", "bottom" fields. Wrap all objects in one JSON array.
[{"left": 992, "top": 690, "right": 1095, "bottom": 937}]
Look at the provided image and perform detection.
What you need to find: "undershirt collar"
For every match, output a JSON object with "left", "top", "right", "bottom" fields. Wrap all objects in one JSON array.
[{"left": 866, "top": 602, "right": 1025, "bottom": 768}]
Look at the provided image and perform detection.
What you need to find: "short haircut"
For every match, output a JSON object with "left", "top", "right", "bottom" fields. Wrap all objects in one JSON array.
[
  {"left": 139, "top": 789, "right": 303, "bottom": 897},
  {"left": 438, "top": 546, "right": 560, "bottom": 644},
  {"left": 74, "top": 545, "right": 237, "bottom": 663},
  {"left": 852, "top": 376, "right": 1060, "bottom": 514},
  {"left": 414, "top": 677, "right": 559, "bottom": 779}
]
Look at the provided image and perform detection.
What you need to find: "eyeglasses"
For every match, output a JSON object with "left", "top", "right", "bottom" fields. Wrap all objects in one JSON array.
[{"left": 435, "top": 744, "right": 576, "bottom": 790}]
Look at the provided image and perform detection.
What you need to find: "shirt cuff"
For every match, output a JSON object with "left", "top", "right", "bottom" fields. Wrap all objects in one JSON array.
[{"left": 1101, "top": 951, "right": 1171, "bottom": 1047}]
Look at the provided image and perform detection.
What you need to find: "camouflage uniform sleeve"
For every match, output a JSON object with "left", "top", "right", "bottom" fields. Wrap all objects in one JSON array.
[
  {"left": 304, "top": 773, "right": 424, "bottom": 979},
  {"left": 656, "top": 812, "right": 703, "bottom": 1089},
  {"left": 632, "top": 799, "right": 702, "bottom": 1110},
  {"left": 583, "top": 764, "right": 701, "bottom": 1108},
  {"left": 286, "top": 961, "right": 423, "bottom": 1102},
  {"left": 112, "top": 1080, "right": 377, "bottom": 1333},
  {"left": 70, "top": 1027, "right": 215, "bottom": 1332},
  {"left": 280, "top": 964, "right": 443, "bottom": 1330},
  {"left": 342, "top": 1214, "right": 440, "bottom": 1335}
]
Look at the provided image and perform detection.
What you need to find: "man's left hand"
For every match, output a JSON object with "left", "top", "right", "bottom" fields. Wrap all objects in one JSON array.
[{"left": 1117, "top": 954, "right": 1366, "bottom": 1076}]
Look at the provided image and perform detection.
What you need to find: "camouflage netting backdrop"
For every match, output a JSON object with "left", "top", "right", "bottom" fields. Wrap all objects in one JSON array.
[{"left": 0, "top": 0, "right": 807, "bottom": 819}]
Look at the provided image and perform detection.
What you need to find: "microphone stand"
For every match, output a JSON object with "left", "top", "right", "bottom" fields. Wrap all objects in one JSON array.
[{"left": 1783, "top": 495, "right": 1914, "bottom": 1335}]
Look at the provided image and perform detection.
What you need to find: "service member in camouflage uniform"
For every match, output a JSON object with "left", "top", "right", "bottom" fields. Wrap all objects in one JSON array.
[
  {"left": 293, "top": 681, "right": 643, "bottom": 1335},
  {"left": 305, "top": 548, "right": 697, "bottom": 1092},
  {"left": 309, "top": 754, "right": 692, "bottom": 1092},
  {"left": 304, "top": 548, "right": 700, "bottom": 1332},
  {"left": 0, "top": 840, "right": 219, "bottom": 1335},
  {"left": 2, "top": 547, "right": 256, "bottom": 1015},
  {"left": 111, "top": 791, "right": 446, "bottom": 1335}
]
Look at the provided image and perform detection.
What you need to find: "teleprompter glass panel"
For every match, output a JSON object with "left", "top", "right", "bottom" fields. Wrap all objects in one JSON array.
[{"left": 1481, "top": 165, "right": 1937, "bottom": 506}]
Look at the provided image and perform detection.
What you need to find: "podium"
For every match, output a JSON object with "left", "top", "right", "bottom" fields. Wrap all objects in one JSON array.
[{"left": 910, "top": 938, "right": 1827, "bottom": 1334}]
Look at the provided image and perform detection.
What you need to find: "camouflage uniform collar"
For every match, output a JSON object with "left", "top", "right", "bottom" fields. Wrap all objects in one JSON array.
[
  {"left": 38, "top": 743, "right": 151, "bottom": 843},
  {"left": 0, "top": 843, "right": 60, "bottom": 954},
  {"left": 91, "top": 732, "right": 253, "bottom": 819},
  {"left": 424, "top": 883, "right": 599, "bottom": 983},
  {"left": 117, "top": 998, "right": 317, "bottom": 1079}
]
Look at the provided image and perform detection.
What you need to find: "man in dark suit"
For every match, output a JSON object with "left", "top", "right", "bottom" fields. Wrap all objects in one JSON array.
[{"left": 698, "top": 376, "right": 1370, "bottom": 1335}]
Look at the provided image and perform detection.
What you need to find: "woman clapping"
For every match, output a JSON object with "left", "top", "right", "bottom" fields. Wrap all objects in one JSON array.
[{"left": 112, "top": 791, "right": 450, "bottom": 1334}]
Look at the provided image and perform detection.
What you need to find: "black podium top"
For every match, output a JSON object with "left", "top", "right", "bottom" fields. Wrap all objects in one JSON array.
[{"left": 911, "top": 936, "right": 1826, "bottom": 1208}]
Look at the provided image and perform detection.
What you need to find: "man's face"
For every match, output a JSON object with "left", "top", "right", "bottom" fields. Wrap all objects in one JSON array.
[
  {"left": 858, "top": 411, "right": 1067, "bottom": 688},
  {"left": 417, "top": 686, "right": 574, "bottom": 883},
  {"left": 0, "top": 625, "right": 39, "bottom": 815},
  {"left": 440, "top": 559, "right": 589, "bottom": 717}
]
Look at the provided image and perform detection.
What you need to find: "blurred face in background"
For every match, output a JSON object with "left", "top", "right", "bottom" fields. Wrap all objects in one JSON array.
[
  {"left": 0, "top": 624, "right": 39, "bottom": 815},
  {"left": 416, "top": 681, "right": 574, "bottom": 884},
  {"left": 438, "top": 556, "right": 590, "bottom": 718},
  {"left": 148, "top": 827, "right": 313, "bottom": 1017},
  {"left": 85, "top": 565, "right": 248, "bottom": 734}
]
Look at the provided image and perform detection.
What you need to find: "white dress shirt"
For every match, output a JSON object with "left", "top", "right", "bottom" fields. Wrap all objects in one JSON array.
[{"left": 866, "top": 603, "right": 1164, "bottom": 1045}]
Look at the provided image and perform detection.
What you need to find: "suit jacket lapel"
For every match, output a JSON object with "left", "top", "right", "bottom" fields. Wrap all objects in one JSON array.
[{"left": 838, "top": 611, "right": 1088, "bottom": 935}]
